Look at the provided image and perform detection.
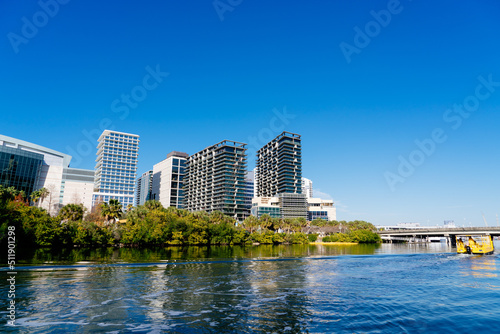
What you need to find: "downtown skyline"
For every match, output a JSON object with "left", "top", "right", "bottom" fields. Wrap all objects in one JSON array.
[{"left": 2, "top": 0, "right": 500, "bottom": 226}]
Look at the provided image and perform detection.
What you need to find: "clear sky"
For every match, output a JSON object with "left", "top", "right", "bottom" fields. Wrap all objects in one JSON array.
[{"left": 2, "top": 0, "right": 500, "bottom": 226}]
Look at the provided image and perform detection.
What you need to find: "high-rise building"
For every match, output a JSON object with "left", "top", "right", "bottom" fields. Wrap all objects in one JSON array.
[
  {"left": 302, "top": 177, "right": 313, "bottom": 198},
  {"left": 0, "top": 134, "right": 94, "bottom": 214},
  {"left": 151, "top": 151, "right": 188, "bottom": 208},
  {"left": 243, "top": 171, "right": 254, "bottom": 219},
  {"left": 184, "top": 140, "right": 248, "bottom": 221},
  {"left": 255, "top": 131, "right": 307, "bottom": 219},
  {"left": 92, "top": 130, "right": 139, "bottom": 208},
  {"left": 252, "top": 167, "right": 258, "bottom": 196},
  {"left": 135, "top": 170, "right": 153, "bottom": 206},
  {"left": 256, "top": 131, "right": 302, "bottom": 197}
]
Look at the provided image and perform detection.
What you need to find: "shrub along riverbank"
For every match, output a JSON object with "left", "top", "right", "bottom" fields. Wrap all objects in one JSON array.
[{"left": 0, "top": 186, "right": 381, "bottom": 248}]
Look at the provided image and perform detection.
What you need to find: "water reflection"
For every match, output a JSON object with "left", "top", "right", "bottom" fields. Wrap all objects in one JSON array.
[
  {"left": 2, "top": 244, "right": 500, "bottom": 333},
  {"left": 460, "top": 255, "right": 498, "bottom": 279},
  {"left": 4, "top": 244, "right": 383, "bottom": 268}
]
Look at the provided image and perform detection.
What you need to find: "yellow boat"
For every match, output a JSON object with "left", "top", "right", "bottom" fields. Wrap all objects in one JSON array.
[{"left": 456, "top": 235, "right": 494, "bottom": 255}]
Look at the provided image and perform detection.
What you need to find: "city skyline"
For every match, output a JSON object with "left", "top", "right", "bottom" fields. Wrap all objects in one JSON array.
[{"left": 2, "top": 1, "right": 500, "bottom": 226}]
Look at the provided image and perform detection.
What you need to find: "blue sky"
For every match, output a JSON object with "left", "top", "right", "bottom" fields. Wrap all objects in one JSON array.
[{"left": 2, "top": 0, "right": 500, "bottom": 226}]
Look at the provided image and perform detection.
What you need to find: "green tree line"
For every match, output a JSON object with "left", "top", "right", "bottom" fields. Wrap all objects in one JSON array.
[{"left": 0, "top": 185, "right": 380, "bottom": 248}]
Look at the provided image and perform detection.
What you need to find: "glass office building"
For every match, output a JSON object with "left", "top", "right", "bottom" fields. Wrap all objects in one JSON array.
[
  {"left": 0, "top": 146, "right": 43, "bottom": 196},
  {"left": 135, "top": 170, "right": 153, "bottom": 206},
  {"left": 93, "top": 130, "right": 139, "bottom": 208},
  {"left": 243, "top": 172, "right": 254, "bottom": 220},
  {"left": 1, "top": 134, "right": 94, "bottom": 214}
]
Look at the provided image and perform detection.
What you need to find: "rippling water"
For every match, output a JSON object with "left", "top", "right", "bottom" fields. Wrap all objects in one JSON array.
[{"left": 2, "top": 242, "right": 500, "bottom": 333}]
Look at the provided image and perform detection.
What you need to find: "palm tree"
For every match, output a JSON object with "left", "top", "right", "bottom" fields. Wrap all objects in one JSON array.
[
  {"left": 106, "top": 199, "right": 122, "bottom": 220},
  {"left": 283, "top": 218, "right": 293, "bottom": 234},
  {"left": 100, "top": 199, "right": 122, "bottom": 223},
  {"left": 209, "top": 210, "right": 225, "bottom": 224},
  {"left": 38, "top": 187, "right": 49, "bottom": 208},
  {"left": 59, "top": 203, "right": 85, "bottom": 221},
  {"left": 144, "top": 200, "right": 163, "bottom": 211},
  {"left": 259, "top": 214, "right": 273, "bottom": 230},
  {"left": 243, "top": 215, "right": 258, "bottom": 233},
  {"left": 30, "top": 189, "right": 41, "bottom": 207},
  {"left": 100, "top": 202, "right": 111, "bottom": 222},
  {"left": 1, "top": 186, "right": 23, "bottom": 203},
  {"left": 126, "top": 204, "right": 133, "bottom": 212}
]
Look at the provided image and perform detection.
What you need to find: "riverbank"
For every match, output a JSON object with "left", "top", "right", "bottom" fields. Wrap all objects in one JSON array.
[{"left": 310, "top": 242, "right": 359, "bottom": 245}]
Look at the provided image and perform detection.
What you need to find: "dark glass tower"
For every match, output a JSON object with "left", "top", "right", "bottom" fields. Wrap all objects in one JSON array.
[
  {"left": 256, "top": 131, "right": 307, "bottom": 219},
  {"left": 256, "top": 131, "right": 302, "bottom": 197}
]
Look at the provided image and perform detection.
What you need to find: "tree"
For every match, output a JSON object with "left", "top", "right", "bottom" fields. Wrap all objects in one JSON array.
[
  {"left": 281, "top": 218, "right": 293, "bottom": 233},
  {"left": 144, "top": 200, "right": 163, "bottom": 211},
  {"left": 30, "top": 189, "right": 41, "bottom": 207},
  {"left": 259, "top": 214, "right": 273, "bottom": 230},
  {"left": 311, "top": 218, "right": 326, "bottom": 227},
  {"left": 1, "top": 186, "right": 23, "bottom": 203},
  {"left": 45, "top": 184, "right": 56, "bottom": 214},
  {"left": 295, "top": 217, "right": 308, "bottom": 228},
  {"left": 100, "top": 199, "right": 122, "bottom": 222},
  {"left": 243, "top": 215, "right": 259, "bottom": 233},
  {"left": 58, "top": 203, "right": 86, "bottom": 221},
  {"left": 85, "top": 198, "right": 105, "bottom": 224},
  {"left": 209, "top": 210, "right": 225, "bottom": 224},
  {"left": 38, "top": 187, "right": 50, "bottom": 209}
]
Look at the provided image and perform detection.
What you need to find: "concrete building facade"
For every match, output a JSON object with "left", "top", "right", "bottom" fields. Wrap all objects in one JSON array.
[
  {"left": 184, "top": 140, "right": 248, "bottom": 221},
  {"left": 307, "top": 198, "right": 336, "bottom": 221},
  {"left": 61, "top": 168, "right": 94, "bottom": 211},
  {"left": 302, "top": 177, "right": 313, "bottom": 198},
  {"left": 251, "top": 196, "right": 281, "bottom": 218},
  {"left": 151, "top": 151, "right": 188, "bottom": 209}
]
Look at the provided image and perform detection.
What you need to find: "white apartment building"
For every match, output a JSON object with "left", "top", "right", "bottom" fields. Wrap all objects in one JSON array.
[
  {"left": 92, "top": 130, "right": 139, "bottom": 208},
  {"left": 151, "top": 151, "right": 188, "bottom": 209}
]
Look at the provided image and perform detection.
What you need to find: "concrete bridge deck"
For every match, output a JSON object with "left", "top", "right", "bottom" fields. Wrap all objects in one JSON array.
[{"left": 376, "top": 227, "right": 500, "bottom": 244}]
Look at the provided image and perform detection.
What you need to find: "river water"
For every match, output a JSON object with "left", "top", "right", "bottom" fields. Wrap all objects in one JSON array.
[{"left": 2, "top": 242, "right": 500, "bottom": 333}]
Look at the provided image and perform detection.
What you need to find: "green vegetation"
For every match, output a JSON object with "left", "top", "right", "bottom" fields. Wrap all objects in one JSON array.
[
  {"left": 0, "top": 186, "right": 380, "bottom": 248},
  {"left": 310, "top": 219, "right": 377, "bottom": 231},
  {"left": 321, "top": 229, "right": 381, "bottom": 243}
]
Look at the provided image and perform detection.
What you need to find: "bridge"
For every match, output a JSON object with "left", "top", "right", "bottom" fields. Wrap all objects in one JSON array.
[{"left": 376, "top": 227, "right": 500, "bottom": 244}]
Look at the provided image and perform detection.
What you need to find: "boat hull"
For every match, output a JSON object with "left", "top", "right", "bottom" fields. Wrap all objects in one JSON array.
[{"left": 456, "top": 235, "right": 494, "bottom": 255}]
